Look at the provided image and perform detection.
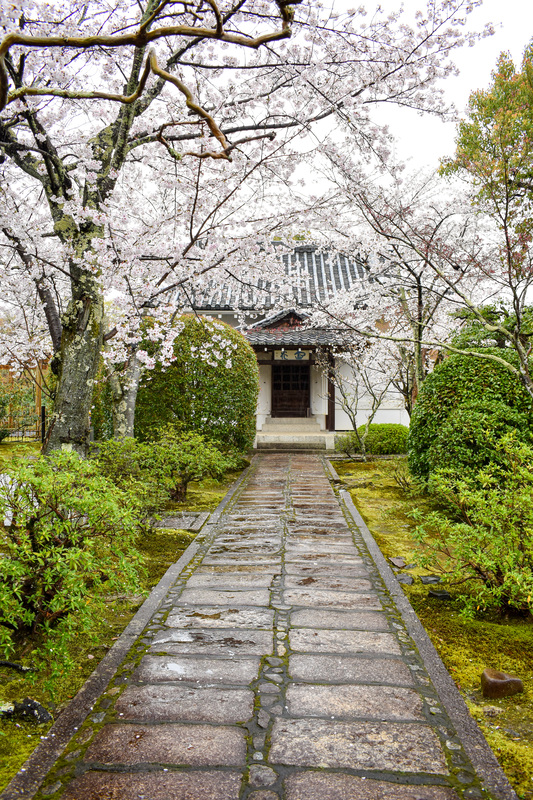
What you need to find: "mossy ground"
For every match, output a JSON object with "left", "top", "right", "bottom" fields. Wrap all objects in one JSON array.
[
  {"left": 0, "top": 465, "right": 243, "bottom": 791},
  {"left": 0, "top": 441, "right": 41, "bottom": 468},
  {"left": 335, "top": 457, "right": 533, "bottom": 799}
]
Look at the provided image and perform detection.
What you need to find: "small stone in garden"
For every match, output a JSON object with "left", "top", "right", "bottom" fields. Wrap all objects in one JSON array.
[
  {"left": 249, "top": 765, "right": 277, "bottom": 787},
  {"left": 257, "top": 710, "right": 270, "bottom": 728},
  {"left": 397, "top": 574, "right": 414, "bottom": 585},
  {"left": 14, "top": 698, "right": 53, "bottom": 723},
  {"left": 482, "top": 705, "right": 504, "bottom": 718},
  {"left": 390, "top": 557, "right": 407, "bottom": 569},
  {"left": 429, "top": 589, "right": 452, "bottom": 601},
  {"left": 481, "top": 668, "right": 524, "bottom": 699},
  {"left": 420, "top": 575, "right": 441, "bottom": 584},
  {"left": 266, "top": 657, "right": 282, "bottom": 666}
]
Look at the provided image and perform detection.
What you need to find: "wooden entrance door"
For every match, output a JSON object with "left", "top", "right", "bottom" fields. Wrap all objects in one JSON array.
[{"left": 272, "top": 363, "right": 310, "bottom": 417}]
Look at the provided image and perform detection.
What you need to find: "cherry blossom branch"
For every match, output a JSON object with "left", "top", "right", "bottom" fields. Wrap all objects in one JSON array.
[{"left": 0, "top": 0, "right": 299, "bottom": 111}]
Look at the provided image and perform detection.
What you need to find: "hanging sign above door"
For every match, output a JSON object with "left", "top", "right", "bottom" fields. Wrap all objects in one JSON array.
[{"left": 274, "top": 350, "right": 310, "bottom": 361}]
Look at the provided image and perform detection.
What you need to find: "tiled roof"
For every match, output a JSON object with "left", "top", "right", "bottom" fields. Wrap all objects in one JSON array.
[
  {"left": 174, "top": 246, "right": 365, "bottom": 311},
  {"left": 246, "top": 329, "right": 344, "bottom": 347}
]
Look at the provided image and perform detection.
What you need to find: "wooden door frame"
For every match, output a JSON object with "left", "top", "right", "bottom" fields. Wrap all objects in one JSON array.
[{"left": 271, "top": 362, "right": 310, "bottom": 417}]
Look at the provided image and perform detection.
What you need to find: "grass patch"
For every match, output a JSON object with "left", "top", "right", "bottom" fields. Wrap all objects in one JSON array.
[
  {"left": 0, "top": 464, "right": 244, "bottom": 792},
  {"left": 336, "top": 457, "right": 533, "bottom": 800},
  {"left": 0, "top": 441, "right": 41, "bottom": 468}
]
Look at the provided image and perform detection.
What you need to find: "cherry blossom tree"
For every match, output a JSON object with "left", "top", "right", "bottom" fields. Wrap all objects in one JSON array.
[{"left": 0, "top": 0, "right": 487, "bottom": 452}]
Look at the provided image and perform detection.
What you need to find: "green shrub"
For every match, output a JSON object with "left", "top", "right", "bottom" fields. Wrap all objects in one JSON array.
[
  {"left": 412, "top": 434, "right": 533, "bottom": 616},
  {"left": 336, "top": 424, "right": 409, "bottom": 457},
  {"left": 408, "top": 352, "right": 533, "bottom": 480},
  {"left": 362, "top": 423, "right": 409, "bottom": 454},
  {"left": 92, "top": 437, "right": 166, "bottom": 513},
  {"left": 0, "top": 453, "right": 143, "bottom": 678},
  {"left": 149, "top": 425, "right": 230, "bottom": 502},
  {"left": 94, "top": 426, "right": 230, "bottom": 504},
  {"left": 135, "top": 316, "right": 258, "bottom": 451},
  {"left": 426, "top": 399, "right": 530, "bottom": 479}
]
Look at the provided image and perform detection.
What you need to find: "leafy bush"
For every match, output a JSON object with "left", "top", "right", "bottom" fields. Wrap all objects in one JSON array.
[
  {"left": 408, "top": 352, "right": 533, "bottom": 480},
  {"left": 412, "top": 434, "right": 533, "bottom": 616},
  {"left": 148, "top": 425, "right": 230, "bottom": 502},
  {"left": 95, "top": 426, "right": 231, "bottom": 505},
  {"left": 336, "top": 424, "right": 409, "bottom": 457},
  {"left": 0, "top": 453, "right": 143, "bottom": 675},
  {"left": 135, "top": 316, "right": 259, "bottom": 451},
  {"left": 92, "top": 436, "right": 166, "bottom": 513},
  {"left": 426, "top": 399, "right": 530, "bottom": 479}
]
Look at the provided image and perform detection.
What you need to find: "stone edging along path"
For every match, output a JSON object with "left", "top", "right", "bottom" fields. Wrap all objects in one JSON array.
[{"left": 1, "top": 453, "right": 517, "bottom": 800}]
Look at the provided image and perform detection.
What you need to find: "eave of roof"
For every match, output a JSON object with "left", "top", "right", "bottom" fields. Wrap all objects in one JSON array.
[{"left": 245, "top": 329, "right": 343, "bottom": 346}]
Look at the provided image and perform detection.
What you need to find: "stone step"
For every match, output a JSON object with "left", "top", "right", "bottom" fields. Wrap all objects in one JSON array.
[
  {"left": 261, "top": 418, "right": 322, "bottom": 433},
  {"left": 256, "top": 433, "right": 335, "bottom": 451}
]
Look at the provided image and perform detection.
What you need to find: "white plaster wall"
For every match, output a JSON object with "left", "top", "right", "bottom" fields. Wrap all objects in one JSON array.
[
  {"left": 256, "top": 364, "right": 271, "bottom": 429},
  {"left": 310, "top": 365, "right": 327, "bottom": 429},
  {"left": 333, "top": 360, "right": 409, "bottom": 431}
]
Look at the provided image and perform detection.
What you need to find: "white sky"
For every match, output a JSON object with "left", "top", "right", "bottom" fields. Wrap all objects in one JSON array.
[{"left": 370, "top": 0, "right": 533, "bottom": 170}]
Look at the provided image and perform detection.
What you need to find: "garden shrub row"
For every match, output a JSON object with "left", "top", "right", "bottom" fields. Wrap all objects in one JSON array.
[
  {"left": 336, "top": 423, "right": 409, "bottom": 457},
  {"left": 408, "top": 350, "right": 533, "bottom": 616}
]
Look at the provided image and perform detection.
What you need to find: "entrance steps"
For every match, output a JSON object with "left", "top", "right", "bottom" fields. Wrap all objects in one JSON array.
[{"left": 256, "top": 417, "right": 335, "bottom": 450}]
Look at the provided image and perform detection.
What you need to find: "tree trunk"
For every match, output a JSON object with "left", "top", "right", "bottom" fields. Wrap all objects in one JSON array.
[
  {"left": 43, "top": 274, "right": 104, "bottom": 456},
  {"left": 109, "top": 351, "right": 143, "bottom": 440}
]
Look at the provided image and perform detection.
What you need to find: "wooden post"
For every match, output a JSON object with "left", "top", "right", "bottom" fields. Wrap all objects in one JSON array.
[{"left": 326, "top": 351, "right": 335, "bottom": 432}]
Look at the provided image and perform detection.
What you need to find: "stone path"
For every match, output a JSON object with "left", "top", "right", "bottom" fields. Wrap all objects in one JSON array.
[{"left": 3, "top": 454, "right": 516, "bottom": 800}]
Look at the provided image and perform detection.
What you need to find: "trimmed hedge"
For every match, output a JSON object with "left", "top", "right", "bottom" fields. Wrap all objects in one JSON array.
[
  {"left": 408, "top": 351, "right": 533, "bottom": 480},
  {"left": 135, "top": 316, "right": 259, "bottom": 451},
  {"left": 336, "top": 423, "right": 409, "bottom": 456},
  {"left": 426, "top": 400, "right": 530, "bottom": 478}
]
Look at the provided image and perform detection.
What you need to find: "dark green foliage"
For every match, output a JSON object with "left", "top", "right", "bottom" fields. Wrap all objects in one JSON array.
[
  {"left": 336, "top": 423, "right": 409, "bottom": 457},
  {"left": 0, "top": 453, "right": 143, "bottom": 678},
  {"left": 413, "top": 434, "right": 533, "bottom": 616},
  {"left": 426, "top": 400, "right": 530, "bottom": 479},
  {"left": 361, "top": 423, "right": 409, "bottom": 455},
  {"left": 408, "top": 352, "right": 533, "bottom": 480},
  {"left": 135, "top": 316, "right": 258, "bottom": 451}
]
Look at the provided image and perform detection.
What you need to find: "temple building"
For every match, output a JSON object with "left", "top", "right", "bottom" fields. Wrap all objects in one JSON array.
[{"left": 175, "top": 245, "right": 408, "bottom": 449}]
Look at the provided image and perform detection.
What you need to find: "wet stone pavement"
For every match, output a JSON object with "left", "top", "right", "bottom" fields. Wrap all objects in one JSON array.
[{"left": 21, "top": 454, "right": 512, "bottom": 800}]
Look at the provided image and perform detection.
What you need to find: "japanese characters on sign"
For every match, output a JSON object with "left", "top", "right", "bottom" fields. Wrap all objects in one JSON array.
[{"left": 274, "top": 350, "right": 310, "bottom": 361}]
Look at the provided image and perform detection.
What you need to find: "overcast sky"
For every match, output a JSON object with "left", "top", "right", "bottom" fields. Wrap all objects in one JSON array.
[{"left": 369, "top": 0, "right": 533, "bottom": 170}]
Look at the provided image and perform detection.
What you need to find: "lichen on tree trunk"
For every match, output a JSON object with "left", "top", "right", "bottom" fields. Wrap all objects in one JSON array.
[
  {"left": 109, "top": 351, "right": 142, "bottom": 440},
  {"left": 44, "top": 272, "right": 104, "bottom": 456}
]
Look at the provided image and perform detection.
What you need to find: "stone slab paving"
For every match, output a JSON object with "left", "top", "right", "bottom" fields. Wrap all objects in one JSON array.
[{"left": 2, "top": 455, "right": 517, "bottom": 800}]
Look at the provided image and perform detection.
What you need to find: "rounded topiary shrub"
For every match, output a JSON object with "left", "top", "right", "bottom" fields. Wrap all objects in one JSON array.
[
  {"left": 426, "top": 399, "right": 531, "bottom": 478},
  {"left": 335, "top": 423, "right": 408, "bottom": 457},
  {"left": 135, "top": 316, "right": 259, "bottom": 451},
  {"left": 359, "top": 423, "right": 409, "bottom": 455},
  {"left": 408, "top": 351, "right": 533, "bottom": 480}
]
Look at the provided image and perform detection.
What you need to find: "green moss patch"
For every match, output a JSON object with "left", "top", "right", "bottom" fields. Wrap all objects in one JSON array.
[{"left": 338, "top": 457, "right": 533, "bottom": 799}]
